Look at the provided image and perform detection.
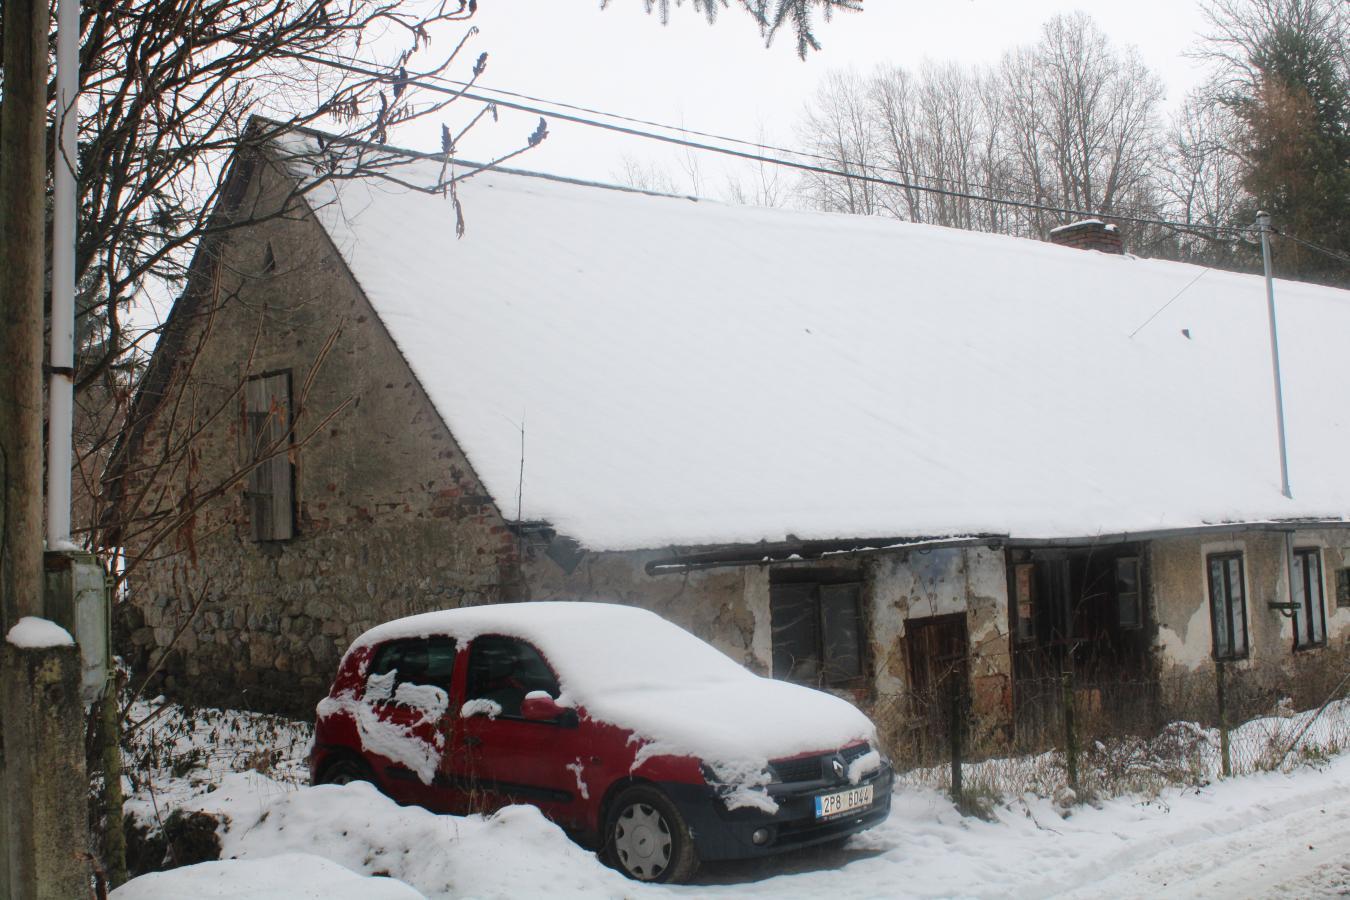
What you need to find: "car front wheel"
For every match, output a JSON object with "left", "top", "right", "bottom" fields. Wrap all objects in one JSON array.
[{"left": 605, "top": 785, "right": 700, "bottom": 884}]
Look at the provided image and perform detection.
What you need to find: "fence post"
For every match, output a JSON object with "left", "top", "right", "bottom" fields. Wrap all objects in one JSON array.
[
  {"left": 1216, "top": 660, "right": 1231, "bottom": 778},
  {"left": 1061, "top": 668, "right": 1079, "bottom": 794},
  {"left": 949, "top": 678, "right": 964, "bottom": 808}
]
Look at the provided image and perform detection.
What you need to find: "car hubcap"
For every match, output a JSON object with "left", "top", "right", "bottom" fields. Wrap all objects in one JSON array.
[{"left": 614, "top": 802, "right": 672, "bottom": 880}]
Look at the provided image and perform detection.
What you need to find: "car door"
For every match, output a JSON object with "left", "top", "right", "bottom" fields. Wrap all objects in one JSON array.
[
  {"left": 361, "top": 636, "right": 460, "bottom": 809},
  {"left": 448, "top": 634, "right": 591, "bottom": 831}
]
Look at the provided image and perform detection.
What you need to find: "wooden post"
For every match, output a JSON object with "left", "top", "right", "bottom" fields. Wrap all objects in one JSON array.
[
  {"left": 949, "top": 678, "right": 964, "bottom": 807},
  {"left": 1062, "top": 669, "right": 1079, "bottom": 794},
  {"left": 1216, "top": 660, "right": 1232, "bottom": 778}
]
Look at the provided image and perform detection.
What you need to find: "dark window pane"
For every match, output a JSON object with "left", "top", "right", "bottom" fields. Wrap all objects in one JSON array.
[
  {"left": 1014, "top": 564, "right": 1036, "bottom": 643},
  {"left": 820, "top": 584, "right": 863, "bottom": 684},
  {"left": 466, "top": 636, "right": 559, "bottom": 717},
  {"left": 770, "top": 583, "right": 820, "bottom": 683},
  {"left": 1209, "top": 557, "right": 1231, "bottom": 659},
  {"left": 370, "top": 638, "right": 457, "bottom": 691},
  {"left": 1116, "top": 557, "right": 1142, "bottom": 629},
  {"left": 1337, "top": 568, "right": 1350, "bottom": 608}
]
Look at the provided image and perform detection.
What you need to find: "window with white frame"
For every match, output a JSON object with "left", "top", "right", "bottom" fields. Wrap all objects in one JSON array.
[
  {"left": 1291, "top": 547, "right": 1327, "bottom": 650},
  {"left": 1207, "top": 552, "right": 1248, "bottom": 661}
]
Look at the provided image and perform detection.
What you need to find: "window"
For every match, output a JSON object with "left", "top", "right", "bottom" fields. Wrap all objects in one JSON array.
[
  {"left": 1292, "top": 548, "right": 1327, "bottom": 650},
  {"left": 465, "top": 636, "right": 560, "bottom": 717},
  {"left": 245, "top": 371, "right": 294, "bottom": 541},
  {"left": 370, "top": 637, "right": 458, "bottom": 692},
  {"left": 770, "top": 579, "right": 864, "bottom": 687},
  {"left": 1116, "top": 557, "right": 1143, "bottom": 630},
  {"left": 1337, "top": 568, "right": 1350, "bottom": 609},
  {"left": 1207, "top": 552, "right": 1248, "bottom": 660},
  {"left": 1012, "top": 563, "right": 1036, "bottom": 643}
]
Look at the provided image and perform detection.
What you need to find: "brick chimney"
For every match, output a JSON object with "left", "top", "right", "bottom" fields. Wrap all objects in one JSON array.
[{"left": 1048, "top": 219, "right": 1124, "bottom": 255}]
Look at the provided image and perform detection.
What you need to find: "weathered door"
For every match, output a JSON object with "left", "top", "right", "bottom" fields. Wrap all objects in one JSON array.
[{"left": 905, "top": 614, "right": 969, "bottom": 760}]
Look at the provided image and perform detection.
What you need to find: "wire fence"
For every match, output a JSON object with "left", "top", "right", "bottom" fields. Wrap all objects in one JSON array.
[{"left": 871, "top": 655, "right": 1350, "bottom": 810}]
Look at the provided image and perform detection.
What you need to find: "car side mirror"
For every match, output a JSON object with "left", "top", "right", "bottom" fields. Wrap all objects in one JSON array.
[{"left": 521, "top": 693, "right": 577, "bottom": 727}]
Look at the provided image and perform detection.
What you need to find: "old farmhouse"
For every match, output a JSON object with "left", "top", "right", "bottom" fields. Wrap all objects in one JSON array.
[{"left": 108, "top": 124, "right": 1350, "bottom": 755}]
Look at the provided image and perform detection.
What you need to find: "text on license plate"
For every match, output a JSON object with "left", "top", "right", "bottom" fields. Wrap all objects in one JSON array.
[{"left": 814, "top": 784, "right": 874, "bottom": 819}]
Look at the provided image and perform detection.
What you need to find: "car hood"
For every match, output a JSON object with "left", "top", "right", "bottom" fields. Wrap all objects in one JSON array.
[{"left": 579, "top": 674, "right": 876, "bottom": 771}]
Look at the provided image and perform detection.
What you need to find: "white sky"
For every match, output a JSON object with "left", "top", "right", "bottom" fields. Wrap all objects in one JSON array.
[{"left": 389, "top": 0, "right": 1216, "bottom": 192}]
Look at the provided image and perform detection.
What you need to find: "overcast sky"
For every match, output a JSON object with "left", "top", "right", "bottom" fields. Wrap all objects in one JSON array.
[{"left": 385, "top": 1, "right": 1216, "bottom": 194}]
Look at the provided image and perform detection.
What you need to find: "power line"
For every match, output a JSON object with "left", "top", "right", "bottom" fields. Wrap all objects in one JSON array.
[
  {"left": 1273, "top": 228, "right": 1350, "bottom": 270},
  {"left": 272, "top": 46, "right": 1256, "bottom": 238},
  {"left": 410, "top": 69, "right": 1170, "bottom": 219}
]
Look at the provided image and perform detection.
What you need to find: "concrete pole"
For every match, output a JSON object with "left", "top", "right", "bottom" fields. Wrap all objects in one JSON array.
[
  {"left": 0, "top": 0, "right": 51, "bottom": 631},
  {"left": 47, "top": 0, "right": 82, "bottom": 550},
  {"left": 1257, "top": 212, "right": 1292, "bottom": 499}
]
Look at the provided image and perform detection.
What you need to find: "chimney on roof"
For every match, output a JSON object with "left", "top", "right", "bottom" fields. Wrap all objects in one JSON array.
[{"left": 1048, "top": 219, "right": 1124, "bottom": 255}]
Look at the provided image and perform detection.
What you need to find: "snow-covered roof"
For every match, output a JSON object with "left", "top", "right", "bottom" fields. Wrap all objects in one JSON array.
[{"left": 293, "top": 141, "right": 1350, "bottom": 551}]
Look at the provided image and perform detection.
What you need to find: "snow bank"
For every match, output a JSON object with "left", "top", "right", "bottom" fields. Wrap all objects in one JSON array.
[
  {"left": 109, "top": 852, "right": 422, "bottom": 899},
  {"left": 5, "top": 616, "right": 74, "bottom": 648},
  {"left": 285, "top": 135, "right": 1350, "bottom": 550},
  {"left": 213, "top": 781, "right": 636, "bottom": 898},
  {"left": 348, "top": 602, "right": 875, "bottom": 791}
]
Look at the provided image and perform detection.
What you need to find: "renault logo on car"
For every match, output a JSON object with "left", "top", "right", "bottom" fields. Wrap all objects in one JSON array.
[{"left": 831, "top": 756, "right": 846, "bottom": 780}]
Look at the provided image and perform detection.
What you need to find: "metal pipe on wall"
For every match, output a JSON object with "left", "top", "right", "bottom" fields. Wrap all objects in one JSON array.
[{"left": 47, "top": 0, "right": 80, "bottom": 548}]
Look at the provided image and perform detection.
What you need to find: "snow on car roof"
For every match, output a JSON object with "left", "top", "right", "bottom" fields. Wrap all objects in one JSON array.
[
  {"left": 348, "top": 601, "right": 875, "bottom": 767},
  {"left": 289, "top": 134, "right": 1350, "bottom": 551}
]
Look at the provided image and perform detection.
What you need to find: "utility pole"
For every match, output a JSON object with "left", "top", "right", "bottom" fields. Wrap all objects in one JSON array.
[
  {"left": 1, "top": 0, "right": 94, "bottom": 893},
  {"left": 0, "top": 0, "right": 50, "bottom": 638},
  {"left": 1257, "top": 211, "right": 1292, "bottom": 500}
]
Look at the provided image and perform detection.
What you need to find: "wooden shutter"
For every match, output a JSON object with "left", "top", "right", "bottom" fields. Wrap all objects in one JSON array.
[{"left": 245, "top": 372, "right": 294, "bottom": 541}]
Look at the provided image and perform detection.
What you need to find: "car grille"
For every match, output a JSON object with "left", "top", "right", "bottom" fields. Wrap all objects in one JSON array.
[{"left": 770, "top": 743, "right": 871, "bottom": 784}]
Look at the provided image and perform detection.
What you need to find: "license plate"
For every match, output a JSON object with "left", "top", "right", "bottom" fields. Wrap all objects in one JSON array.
[{"left": 814, "top": 784, "right": 874, "bottom": 819}]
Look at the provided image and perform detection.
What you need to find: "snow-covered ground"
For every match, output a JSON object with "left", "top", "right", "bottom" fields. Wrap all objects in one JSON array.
[
  {"left": 112, "top": 752, "right": 1350, "bottom": 898},
  {"left": 114, "top": 696, "right": 1350, "bottom": 898}
]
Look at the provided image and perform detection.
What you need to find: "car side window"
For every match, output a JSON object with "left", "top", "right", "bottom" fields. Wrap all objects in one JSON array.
[
  {"left": 465, "top": 635, "right": 560, "bottom": 718},
  {"left": 369, "top": 637, "right": 457, "bottom": 695}
]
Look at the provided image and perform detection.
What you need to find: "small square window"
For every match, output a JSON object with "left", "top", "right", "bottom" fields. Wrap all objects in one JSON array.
[{"left": 770, "top": 578, "right": 864, "bottom": 688}]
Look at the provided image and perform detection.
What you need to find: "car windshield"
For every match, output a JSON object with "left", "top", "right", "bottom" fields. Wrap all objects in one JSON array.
[{"left": 526, "top": 609, "right": 754, "bottom": 700}]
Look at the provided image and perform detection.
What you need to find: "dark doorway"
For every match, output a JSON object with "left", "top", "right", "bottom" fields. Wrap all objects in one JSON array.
[{"left": 1006, "top": 544, "right": 1156, "bottom": 741}]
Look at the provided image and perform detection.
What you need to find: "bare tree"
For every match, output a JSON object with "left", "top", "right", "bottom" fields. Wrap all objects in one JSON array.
[
  {"left": 998, "top": 12, "right": 1167, "bottom": 231},
  {"left": 796, "top": 68, "right": 884, "bottom": 215},
  {"left": 793, "top": 13, "right": 1169, "bottom": 240},
  {"left": 1158, "top": 93, "right": 1249, "bottom": 264}
]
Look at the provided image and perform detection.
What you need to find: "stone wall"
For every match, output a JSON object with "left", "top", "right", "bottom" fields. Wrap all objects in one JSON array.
[{"left": 117, "top": 153, "right": 521, "bottom": 717}]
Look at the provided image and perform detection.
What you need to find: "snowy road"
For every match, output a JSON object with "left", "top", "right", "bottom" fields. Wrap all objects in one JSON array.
[
  {"left": 684, "top": 754, "right": 1350, "bottom": 899},
  {"left": 1046, "top": 780, "right": 1350, "bottom": 900}
]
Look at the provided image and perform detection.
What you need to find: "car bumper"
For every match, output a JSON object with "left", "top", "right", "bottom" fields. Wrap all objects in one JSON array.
[{"left": 659, "top": 763, "right": 894, "bottom": 862}]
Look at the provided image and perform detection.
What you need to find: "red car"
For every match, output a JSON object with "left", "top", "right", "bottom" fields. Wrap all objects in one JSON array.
[{"left": 309, "top": 602, "right": 892, "bottom": 883}]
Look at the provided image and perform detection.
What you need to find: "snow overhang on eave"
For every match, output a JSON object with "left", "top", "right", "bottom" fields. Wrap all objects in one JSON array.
[
  {"left": 645, "top": 534, "right": 1006, "bottom": 575},
  {"left": 643, "top": 518, "right": 1350, "bottom": 575}
]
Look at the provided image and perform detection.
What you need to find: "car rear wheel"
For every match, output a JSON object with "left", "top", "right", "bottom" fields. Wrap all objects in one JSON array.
[
  {"left": 605, "top": 785, "right": 700, "bottom": 884},
  {"left": 316, "top": 756, "right": 374, "bottom": 787}
]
